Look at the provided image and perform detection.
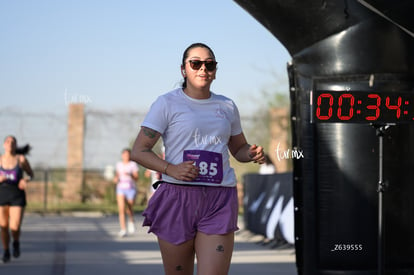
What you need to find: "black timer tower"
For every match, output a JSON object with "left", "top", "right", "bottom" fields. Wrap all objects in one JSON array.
[{"left": 234, "top": 1, "right": 414, "bottom": 274}]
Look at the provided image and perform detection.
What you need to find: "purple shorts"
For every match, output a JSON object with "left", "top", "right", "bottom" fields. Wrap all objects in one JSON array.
[{"left": 142, "top": 183, "right": 239, "bottom": 245}]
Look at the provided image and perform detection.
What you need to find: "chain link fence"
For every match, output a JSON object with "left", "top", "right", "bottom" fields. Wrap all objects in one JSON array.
[
  {"left": 26, "top": 167, "right": 152, "bottom": 214},
  {"left": 1, "top": 106, "right": 289, "bottom": 213},
  {"left": 0, "top": 107, "right": 150, "bottom": 213}
]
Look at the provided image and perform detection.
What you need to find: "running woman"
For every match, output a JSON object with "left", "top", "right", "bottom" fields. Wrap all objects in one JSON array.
[
  {"left": 0, "top": 135, "right": 33, "bottom": 263},
  {"left": 113, "top": 148, "right": 139, "bottom": 237},
  {"left": 131, "top": 43, "right": 266, "bottom": 275}
]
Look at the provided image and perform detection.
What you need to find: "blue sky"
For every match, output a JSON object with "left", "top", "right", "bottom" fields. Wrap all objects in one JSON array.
[{"left": 0, "top": 0, "right": 291, "bottom": 116}]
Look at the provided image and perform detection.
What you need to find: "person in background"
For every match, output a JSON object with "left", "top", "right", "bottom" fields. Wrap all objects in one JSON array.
[
  {"left": 131, "top": 42, "right": 266, "bottom": 275},
  {"left": 144, "top": 168, "right": 161, "bottom": 201},
  {"left": 0, "top": 135, "right": 33, "bottom": 263},
  {"left": 259, "top": 153, "right": 276, "bottom": 174},
  {"left": 113, "top": 148, "right": 139, "bottom": 237},
  {"left": 144, "top": 150, "right": 163, "bottom": 202}
]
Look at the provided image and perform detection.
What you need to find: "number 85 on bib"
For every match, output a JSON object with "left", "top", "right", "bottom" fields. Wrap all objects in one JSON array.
[{"left": 183, "top": 150, "right": 223, "bottom": 184}]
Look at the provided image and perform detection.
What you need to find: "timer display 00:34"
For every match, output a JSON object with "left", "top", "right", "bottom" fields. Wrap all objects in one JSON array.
[{"left": 312, "top": 90, "right": 414, "bottom": 123}]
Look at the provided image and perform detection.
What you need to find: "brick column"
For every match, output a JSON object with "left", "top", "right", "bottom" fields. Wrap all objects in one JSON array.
[{"left": 66, "top": 104, "right": 85, "bottom": 201}]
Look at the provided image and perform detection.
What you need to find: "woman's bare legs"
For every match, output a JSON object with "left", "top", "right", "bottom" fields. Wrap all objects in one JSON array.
[
  {"left": 157, "top": 231, "right": 235, "bottom": 275},
  {"left": 116, "top": 194, "right": 127, "bottom": 233},
  {"left": 125, "top": 198, "right": 135, "bottom": 233},
  {"left": 195, "top": 232, "right": 234, "bottom": 275},
  {"left": 0, "top": 206, "right": 10, "bottom": 251},
  {"left": 9, "top": 206, "right": 24, "bottom": 241},
  {"left": 158, "top": 238, "right": 196, "bottom": 275},
  {"left": 8, "top": 206, "right": 24, "bottom": 257},
  {"left": 0, "top": 205, "right": 24, "bottom": 261}
]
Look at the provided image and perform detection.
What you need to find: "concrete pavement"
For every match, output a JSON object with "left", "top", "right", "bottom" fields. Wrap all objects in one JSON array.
[{"left": 0, "top": 213, "right": 297, "bottom": 274}]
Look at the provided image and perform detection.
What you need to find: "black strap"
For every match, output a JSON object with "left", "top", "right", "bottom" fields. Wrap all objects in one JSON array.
[{"left": 152, "top": 181, "right": 163, "bottom": 190}]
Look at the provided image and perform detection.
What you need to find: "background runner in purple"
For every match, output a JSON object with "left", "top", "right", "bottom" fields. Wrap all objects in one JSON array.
[{"left": 113, "top": 148, "right": 139, "bottom": 237}]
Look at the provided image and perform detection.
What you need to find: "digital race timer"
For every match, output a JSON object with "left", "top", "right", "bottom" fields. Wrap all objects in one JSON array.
[{"left": 311, "top": 90, "right": 414, "bottom": 123}]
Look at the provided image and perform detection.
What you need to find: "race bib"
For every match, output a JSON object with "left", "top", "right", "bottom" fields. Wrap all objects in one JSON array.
[
  {"left": 183, "top": 150, "right": 223, "bottom": 184},
  {"left": 0, "top": 170, "right": 18, "bottom": 184}
]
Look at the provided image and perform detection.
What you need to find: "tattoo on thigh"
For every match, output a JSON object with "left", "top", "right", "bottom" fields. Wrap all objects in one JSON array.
[
  {"left": 216, "top": 245, "right": 225, "bottom": 252},
  {"left": 175, "top": 265, "right": 184, "bottom": 271}
]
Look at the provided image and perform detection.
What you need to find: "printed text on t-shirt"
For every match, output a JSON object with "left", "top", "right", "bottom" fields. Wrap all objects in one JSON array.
[{"left": 193, "top": 128, "right": 222, "bottom": 147}]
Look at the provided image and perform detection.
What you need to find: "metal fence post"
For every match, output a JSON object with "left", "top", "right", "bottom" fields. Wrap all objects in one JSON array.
[{"left": 43, "top": 168, "right": 48, "bottom": 213}]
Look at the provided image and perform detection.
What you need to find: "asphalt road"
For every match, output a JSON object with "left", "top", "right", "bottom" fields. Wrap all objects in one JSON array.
[{"left": 0, "top": 213, "right": 297, "bottom": 275}]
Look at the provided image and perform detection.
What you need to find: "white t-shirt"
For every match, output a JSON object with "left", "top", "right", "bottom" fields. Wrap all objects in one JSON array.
[
  {"left": 116, "top": 161, "right": 139, "bottom": 189},
  {"left": 142, "top": 88, "right": 243, "bottom": 187}
]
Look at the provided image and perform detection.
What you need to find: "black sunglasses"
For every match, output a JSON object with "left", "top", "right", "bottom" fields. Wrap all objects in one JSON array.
[{"left": 188, "top": 60, "right": 217, "bottom": 71}]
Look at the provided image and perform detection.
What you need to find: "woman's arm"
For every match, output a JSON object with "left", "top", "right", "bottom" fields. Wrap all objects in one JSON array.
[
  {"left": 0, "top": 156, "right": 5, "bottom": 183},
  {"left": 228, "top": 133, "right": 266, "bottom": 164},
  {"left": 131, "top": 127, "right": 198, "bottom": 181},
  {"left": 113, "top": 171, "right": 119, "bottom": 184},
  {"left": 131, "top": 127, "right": 165, "bottom": 172},
  {"left": 131, "top": 168, "right": 139, "bottom": 181},
  {"left": 17, "top": 155, "right": 33, "bottom": 190},
  {"left": 19, "top": 155, "right": 34, "bottom": 178}
]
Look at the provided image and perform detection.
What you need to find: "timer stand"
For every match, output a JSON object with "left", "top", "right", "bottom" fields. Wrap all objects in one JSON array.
[{"left": 372, "top": 124, "right": 393, "bottom": 275}]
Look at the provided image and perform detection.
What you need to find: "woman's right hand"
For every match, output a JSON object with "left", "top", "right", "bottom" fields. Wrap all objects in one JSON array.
[
  {"left": 167, "top": 161, "right": 199, "bottom": 182},
  {"left": 0, "top": 174, "right": 6, "bottom": 183},
  {"left": 18, "top": 179, "right": 27, "bottom": 190}
]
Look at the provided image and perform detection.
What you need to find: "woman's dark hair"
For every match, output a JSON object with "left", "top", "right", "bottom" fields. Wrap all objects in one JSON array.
[
  {"left": 122, "top": 148, "right": 131, "bottom": 154},
  {"left": 5, "top": 135, "right": 31, "bottom": 155},
  {"left": 181, "top": 43, "right": 216, "bottom": 89},
  {"left": 16, "top": 144, "right": 31, "bottom": 155}
]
